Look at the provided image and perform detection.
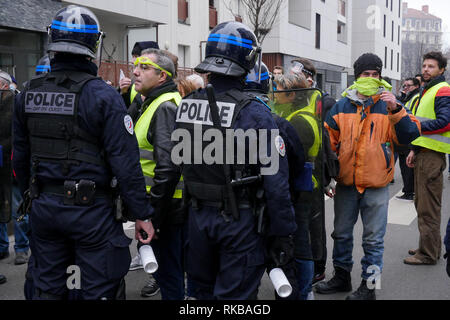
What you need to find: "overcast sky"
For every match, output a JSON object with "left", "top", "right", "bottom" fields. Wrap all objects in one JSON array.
[{"left": 405, "top": 0, "right": 450, "bottom": 49}]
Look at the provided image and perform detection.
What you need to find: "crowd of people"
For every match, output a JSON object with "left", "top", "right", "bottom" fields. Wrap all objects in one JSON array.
[{"left": 0, "top": 4, "right": 449, "bottom": 300}]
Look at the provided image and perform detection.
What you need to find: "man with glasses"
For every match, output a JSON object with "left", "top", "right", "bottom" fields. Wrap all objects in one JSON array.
[{"left": 132, "top": 49, "right": 185, "bottom": 300}]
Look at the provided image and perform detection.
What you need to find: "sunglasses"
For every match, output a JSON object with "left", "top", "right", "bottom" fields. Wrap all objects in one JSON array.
[{"left": 134, "top": 56, "right": 172, "bottom": 77}]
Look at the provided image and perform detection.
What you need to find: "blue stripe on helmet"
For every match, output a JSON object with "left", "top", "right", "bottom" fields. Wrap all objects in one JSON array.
[
  {"left": 36, "top": 65, "right": 51, "bottom": 71},
  {"left": 52, "top": 20, "right": 98, "bottom": 29},
  {"left": 209, "top": 33, "right": 254, "bottom": 45},
  {"left": 207, "top": 37, "right": 253, "bottom": 49},
  {"left": 51, "top": 24, "right": 99, "bottom": 34}
]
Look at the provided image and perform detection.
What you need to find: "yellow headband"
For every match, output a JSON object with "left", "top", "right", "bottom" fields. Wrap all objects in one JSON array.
[{"left": 134, "top": 56, "right": 172, "bottom": 77}]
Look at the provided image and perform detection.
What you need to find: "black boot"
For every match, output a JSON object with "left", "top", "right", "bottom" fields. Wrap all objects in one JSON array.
[
  {"left": 345, "top": 280, "right": 376, "bottom": 300},
  {"left": 315, "top": 267, "right": 352, "bottom": 294}
]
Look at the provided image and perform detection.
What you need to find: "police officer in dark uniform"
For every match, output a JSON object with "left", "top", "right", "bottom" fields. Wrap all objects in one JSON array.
[
  {"left": 245, "top": 61, "right": 308, "bottom": 300},
  {"left": 174, "top": 21, "right": 296, "bottom": 300},
  {"left": 13, "top": 5, "right": 155, "bottom": 300}
]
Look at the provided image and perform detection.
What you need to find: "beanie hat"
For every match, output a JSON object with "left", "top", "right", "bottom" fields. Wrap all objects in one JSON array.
[
  {"left": 132, "top": 41, "right": 160, "bottom": 56},
  {"left": 354, "top": 53, "right": 383, "bottom": 79}
]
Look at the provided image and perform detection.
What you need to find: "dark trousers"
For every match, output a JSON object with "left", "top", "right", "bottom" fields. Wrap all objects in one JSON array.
[
  {"left": 186, "top": 206, "right": 265, "bottom": 300},
  {"left": 399, "top": 152, "right": 414, "bottom": 195},
  {"left": 151, "top": 224, "right": 185, "bottom": 300}
]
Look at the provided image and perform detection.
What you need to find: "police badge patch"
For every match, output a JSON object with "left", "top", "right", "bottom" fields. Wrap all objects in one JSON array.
[
  {"left": 275, "top": 135, "right": 286, "bottom": 157},
  {"left": 124, "top": 115, "right": 134, "bottom": 135}
]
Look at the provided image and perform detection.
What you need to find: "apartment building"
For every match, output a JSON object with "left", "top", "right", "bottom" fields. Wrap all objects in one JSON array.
[
  {"left": 352, "top": 0, "right": 402, "bottom": 89},
  {"left": 0, "top": 0, "right": 169, "bottom": 87},
  {"left": 401, "top": 3, "right": 443, "bottom": 79}
]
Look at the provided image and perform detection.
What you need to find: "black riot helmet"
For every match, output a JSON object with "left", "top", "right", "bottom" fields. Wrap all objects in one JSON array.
[
  {"left": 195, "top": 21, "right": 260, "bottom": 77},
  {"left": 35, "top": 55, "right": 51, "bottom": 75},
  {"left": 47, "top": 5, "right": 103, "bottom": 59},
  {"left": 244, "top": 61, "right": 270, "bottom": 94}
]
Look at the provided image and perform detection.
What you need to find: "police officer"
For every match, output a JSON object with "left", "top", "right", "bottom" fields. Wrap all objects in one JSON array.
[
  {"left": 35, "top": 55, "right": 52, "bottom": 75},
  {"left": 245, "top": 61, "right": 308, "bottom": 300},
  {"left": 174, "top": 21, "right": 296, "bottom": 299},
  {"left": 13, "top": 5, "right": 154, "bottom": 300}
]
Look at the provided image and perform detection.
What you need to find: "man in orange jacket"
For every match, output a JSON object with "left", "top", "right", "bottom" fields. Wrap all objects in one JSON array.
[{"left": 315, "top": 53, "right": 421, "bottom": 300}]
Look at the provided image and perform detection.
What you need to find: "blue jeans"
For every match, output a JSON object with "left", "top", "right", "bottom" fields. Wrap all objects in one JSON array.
[
  {"left": 0, "top": 185, "right": 29, "bottom": 253},
  {"left": 295, "top": 259, "right": 314, "bottom": 300},
  {"left": 332, "top": 184, "right": 388, "bottom": 280}
]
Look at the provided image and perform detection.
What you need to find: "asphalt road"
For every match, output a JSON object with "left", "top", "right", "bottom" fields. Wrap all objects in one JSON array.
[{"left": 0, "top": 161, "right": 449, "bottom": 300}]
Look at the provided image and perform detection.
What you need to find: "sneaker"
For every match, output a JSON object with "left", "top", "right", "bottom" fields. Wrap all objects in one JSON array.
[
  {"left": 396, "top": 193, "right": 414, "bottom": 202},
  {"left": 129, "top": 253, "right": 143, "bottom": 271},
  {"left": 346, "top": 280, "right": 376, "bottom": 300},
  {"left": 14, "top": 251, "right": 28, "bottom": 265},
  {"left": 141, "top": 277, "right": 160, "bottom": 297},
  {"left": 0, "top": 251, "right": 9, "bottom": 260}
]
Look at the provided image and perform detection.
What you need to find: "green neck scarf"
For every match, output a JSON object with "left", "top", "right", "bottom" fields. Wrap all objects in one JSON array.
[{"left": 343, "top": 77, "right": 392, "bottom": 97}]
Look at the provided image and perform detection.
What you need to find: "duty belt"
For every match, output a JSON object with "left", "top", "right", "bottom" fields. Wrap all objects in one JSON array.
[
  {"left": 40, "top": 180, "right": 111, "bottom": 206},
  {"left": 186, "top": 181, "right": 252, "bottom": 212}
]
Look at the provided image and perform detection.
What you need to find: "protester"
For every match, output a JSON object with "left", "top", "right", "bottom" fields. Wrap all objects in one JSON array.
[
  {"left": 405, "top": 51, "right": 450, "bottom": 266},
  {"left": 317, "top": 53, "right": 420, "bottom": 300}
]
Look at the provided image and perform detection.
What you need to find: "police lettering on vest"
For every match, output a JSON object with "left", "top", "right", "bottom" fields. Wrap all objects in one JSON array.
[
  {"left": 25, "top": 92, "right": 75, "bottom": 115},
  {"left": 177, "top": 99, "right": 236, "bottom": 128}
]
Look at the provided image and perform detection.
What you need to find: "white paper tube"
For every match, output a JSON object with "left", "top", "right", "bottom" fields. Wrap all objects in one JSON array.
[
  {"left": 139, "top": 245, "right": 158, "bottom": 274},
  {"left": 269, "top": 268, "right": 292, "bottom": 298}
]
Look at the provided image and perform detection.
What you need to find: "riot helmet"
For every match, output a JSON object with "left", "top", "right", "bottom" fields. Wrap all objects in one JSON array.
[
  {"left": 244, "top": 61, "right": 270, "bottom": 94},
  {"left": 35, "top": 55, "right": 51, "bottom": 75},
  {"left": 195, "top": 21, "right": 260, "bottom": 77},
  {"left": 47, "top": 5, "right": 103, "bottom": 59}
]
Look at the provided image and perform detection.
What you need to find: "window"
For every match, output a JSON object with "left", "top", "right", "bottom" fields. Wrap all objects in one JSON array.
[
  {"left": 289, "top": 0, "right": 312, "bottom": 29},
  {"left": 391, "top": 0, "right": 393, "bottom": 11},
  {"left": 398, "top": 0, "right": 401, "bottom": 17},
  {"left": 178, "top": 45, "right": 190, "bottom": 69},
  {"left": 338, "top": 0, "right": 346, "bottom": 17},
  {"left": 398, "top": 25, "right": 400, "bottom": 45},
  {"left": 337, "top": 21, "right": 347, "bottom": 43},
  {"left": 426, "top": 21, "right": 431, "bottom": 30},
  {"left": 435, "top": 22, "right": 440, "bottom": 31},
  {"left": 178, "top": 0, "right": 189, "bottom": 24},
  {"left": 315, "top": 13, "right": 321, "bottom": 49},
  {"left": 383, "top": 15, "right": 386, "bottom": 37},
  {"left": 385, "top": 47, "right": 387, "bottom": 68},
  {"left": 415, "top": 20, "right": 420, "bottom": 29},
  {"left": 209, "top": 1, "right": 218, "bottom": 29},
  {"left": 397, "top": 52, "right": 399, "bottom": 72},
  {"left": 391, "top": 49, "right": 393, "bottom": 70},
  {"left": 391, "top": 21, "right": 394, "bottom": 42},
  {"left": 386, "top": 0, "right": 388, "bottom": 8}
]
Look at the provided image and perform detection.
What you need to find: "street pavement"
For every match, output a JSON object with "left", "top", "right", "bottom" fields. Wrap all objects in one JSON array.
[{"left": 0, "top": 161, "right": 449, "bottom": 300}]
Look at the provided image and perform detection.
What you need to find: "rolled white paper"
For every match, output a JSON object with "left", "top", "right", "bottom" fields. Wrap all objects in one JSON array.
[
  {"left": 139, "top": 245, "right": 158, "bottom": 274},
  {"left": 269, "top": 268, "right": 292, "bottom": 298}
]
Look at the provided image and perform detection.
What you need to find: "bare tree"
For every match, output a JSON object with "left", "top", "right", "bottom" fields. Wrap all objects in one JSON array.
[{"left": 224, "top": 0, "right": 283, "bottom": 45}]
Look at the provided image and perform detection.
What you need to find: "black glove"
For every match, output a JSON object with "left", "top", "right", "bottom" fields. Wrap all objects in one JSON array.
[
  {"left": 445, "top": 253, "right": 450, "bottom": 278},
  {"left": 267, "top": 235, "right": 294, "bottom": 268}
]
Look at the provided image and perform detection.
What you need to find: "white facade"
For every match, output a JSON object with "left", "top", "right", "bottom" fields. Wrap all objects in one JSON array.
[
  {"left": 264, "top": 0, "right": 353, "bottom": 70},
  {"left": 63, "top": 0, "right": 169, "bottom": 61},
  {"left": 352, "top": 0, "right": 402, "bottom": 82}
]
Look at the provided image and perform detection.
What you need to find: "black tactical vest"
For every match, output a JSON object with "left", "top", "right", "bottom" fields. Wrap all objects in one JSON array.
[
  {"left": 175, "top": 88, "right": 256, "bottom": 202},
  {"left": 23, "top": 71, "right": 105, "bottom": 174}
]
